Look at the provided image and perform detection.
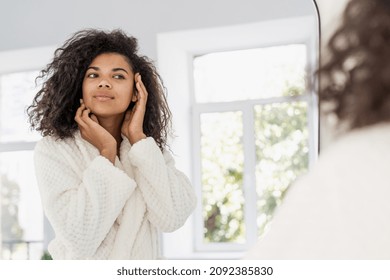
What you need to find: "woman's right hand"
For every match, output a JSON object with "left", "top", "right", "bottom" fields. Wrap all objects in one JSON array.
[{"left": 74, "top": 101, "right": 117, "bottom": 164}]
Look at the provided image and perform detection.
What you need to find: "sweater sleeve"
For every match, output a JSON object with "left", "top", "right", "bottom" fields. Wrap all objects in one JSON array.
[
  {"left": 34, "top": 139, "right": 136, "bottom": 259},
  {"left": 128, "top": 137, "right": 197, "bottom": 232}
]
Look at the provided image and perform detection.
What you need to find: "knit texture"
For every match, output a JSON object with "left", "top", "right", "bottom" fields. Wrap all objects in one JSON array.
[{"left": 34, "top": 132, "right": 196, "bottom": 259}]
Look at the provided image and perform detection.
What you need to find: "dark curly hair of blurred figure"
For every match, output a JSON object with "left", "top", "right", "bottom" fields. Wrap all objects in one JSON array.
[
  {"left": 319, "top": 0, "right": 390, "bottom": 130},
  {"left": 28, "top": 29, "right": 172, "bottom": 150}
]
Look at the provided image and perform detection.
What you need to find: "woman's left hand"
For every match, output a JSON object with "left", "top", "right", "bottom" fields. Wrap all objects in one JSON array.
[{"left": 121, "top": 73, "right": 147, "bottom": 145}]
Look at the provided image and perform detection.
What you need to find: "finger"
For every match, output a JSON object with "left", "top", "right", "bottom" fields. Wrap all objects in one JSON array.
[
  {"left": 90, "top": 113, "right": 99, "bottom": 124},
  {"left": 137, "top": 75, "right": 148, "bottom": 98},
  {"left": 133, "top": 73, "right": 141, "bottom": 99},
  {"left": 136, "top": 82, "right": 147, "bottom": 106},
  {"left": 75, "top": 103, "right": 86, "bottom": 126},
  {"left": 130, "top": 101, "right": 144, "bottom": 125},
  {"left": 81, "top": 107, "right": 90, "bottom": 119},
  {"left": 75, "top": 116, "right": 86, "bottom": 127},
  {"left": 75, "top": 103, "right": 85, "bottom": 117},
  {"left": 81, "top": 107, "right": 95, "bottom": 125},
  {"left": 123, "top": 110, "right": 131, "bottom": 122}
]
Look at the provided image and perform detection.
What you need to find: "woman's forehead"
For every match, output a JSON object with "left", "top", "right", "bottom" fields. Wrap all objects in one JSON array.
[{"left": 89, "top": 53, "right": 133, "bottom": 71}]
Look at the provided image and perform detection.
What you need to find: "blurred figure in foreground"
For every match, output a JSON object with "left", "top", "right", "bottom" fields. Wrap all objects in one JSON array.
[{"left": 247, "top": 0, "right": 390, "bottom": 259}]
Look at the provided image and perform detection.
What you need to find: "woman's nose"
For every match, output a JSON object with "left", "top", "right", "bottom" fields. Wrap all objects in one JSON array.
[{"left": 98, "top": 79, "right": 112, "bottom": 89}]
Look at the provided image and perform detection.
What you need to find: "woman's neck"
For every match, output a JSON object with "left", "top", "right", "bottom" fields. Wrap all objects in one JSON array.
[{"left": 96, "top": 114, "right": 124, "bottom": 151}]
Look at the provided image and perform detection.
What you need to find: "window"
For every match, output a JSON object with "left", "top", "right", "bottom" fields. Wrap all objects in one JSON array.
[
  {"left": 193, "top": 45, "right": 315, "bottom": 251},
  {"left": 0, "top": 71, "right": 43, "bottom": 259},
  {"left": 0, "top": 46, "right": 55, "bottom": 259},
  {"left": 158, "top": 16, "right": 318, "bottom": 259}
]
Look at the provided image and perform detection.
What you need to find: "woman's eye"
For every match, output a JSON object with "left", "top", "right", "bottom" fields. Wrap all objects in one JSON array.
[
  {"left": 87, "top": 73, "right": 98, "bottom": 78},
  {"left": 113, "top": 74, "right": 125, "bottom": 79}
]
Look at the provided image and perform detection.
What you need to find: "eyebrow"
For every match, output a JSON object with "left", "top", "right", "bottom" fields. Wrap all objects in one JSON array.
[{"left": 87, "top": 66, "right": 129, "bottom": 74}]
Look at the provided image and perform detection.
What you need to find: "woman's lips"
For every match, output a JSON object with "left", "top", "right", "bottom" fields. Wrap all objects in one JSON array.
[{"left": 94, "top": 95, "right": 114, "bottom": 101}]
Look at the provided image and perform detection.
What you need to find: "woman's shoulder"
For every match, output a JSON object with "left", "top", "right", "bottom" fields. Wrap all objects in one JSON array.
[
  {"left": 297, "top": 122, "right": 390, "bottom": 188},
  {"left": 320, "top": 122, "right": 390, "bottom": 162},
  {"left": 34, "top": 131, "right": 81, "bottom": 154}
]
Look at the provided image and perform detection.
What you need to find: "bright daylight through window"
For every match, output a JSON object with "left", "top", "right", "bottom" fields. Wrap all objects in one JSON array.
[
  {"left": 193, "top": 44, "right": 314, "bottom": 248},
  {"left": 0, "top": 71, "right": 44, "bottom": 259}
]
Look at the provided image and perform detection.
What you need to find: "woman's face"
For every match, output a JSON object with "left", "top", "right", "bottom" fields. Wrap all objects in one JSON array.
[{"left": 82, "top": 52, "right": 135, "bottom": 118}]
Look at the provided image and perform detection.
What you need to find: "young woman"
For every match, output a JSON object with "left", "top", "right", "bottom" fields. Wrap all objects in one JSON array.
[{"left": 28, "top": 29, "right": 196, "bottom": 259}]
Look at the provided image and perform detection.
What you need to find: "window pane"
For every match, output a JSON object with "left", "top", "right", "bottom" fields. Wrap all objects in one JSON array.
[
  {"left": 193, "top": 45, "right": 307, "bottom": 103},
  {"left": 201, "top": 111, "right": 245, "bottom": 243},
  {"left": 1, "top": 150, "right": 44, "bottom": 259},
  {"left": 0, "top": 71, "right": 41, "bottom": 142},
  {"left": 254, "top": 102, "right": 309, "bottom": 236}
]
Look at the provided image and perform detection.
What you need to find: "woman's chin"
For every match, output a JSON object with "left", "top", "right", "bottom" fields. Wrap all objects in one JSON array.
[{"left": 90, "top": 109, "right": 126, "bottom": 119}]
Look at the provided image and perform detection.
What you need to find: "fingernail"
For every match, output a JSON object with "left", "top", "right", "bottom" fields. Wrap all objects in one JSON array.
[{"left": 80, "top": 99, "right": 84, "bottom": 104}]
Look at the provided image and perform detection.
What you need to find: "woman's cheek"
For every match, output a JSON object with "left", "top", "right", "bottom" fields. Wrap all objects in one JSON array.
[{"left": 81, "top": 89, "right": 92, "bottom": 108}]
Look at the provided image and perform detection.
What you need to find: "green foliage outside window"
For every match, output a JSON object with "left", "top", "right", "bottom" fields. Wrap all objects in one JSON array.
[
  {"left": 201, "top": 112, "right": 245, "bottom": 243},
  {"left": 255, "top": 101, "right": 309, "bottom": 236},
  {"left": 1, "top": 174, "right": 24, "bottom": 241},
  {"left": 201, "top": 84, "right": 310, "bottom": 243}
]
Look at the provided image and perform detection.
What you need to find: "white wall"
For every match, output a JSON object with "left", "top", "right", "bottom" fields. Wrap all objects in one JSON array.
[{"left": 0, "top": 0, "right": 313, "bottom": 60}]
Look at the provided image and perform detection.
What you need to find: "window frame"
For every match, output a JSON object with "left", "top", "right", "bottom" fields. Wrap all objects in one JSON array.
[
  {"left": 0, "top": 46, "right": 56, "bottom": 259},
  {"left": 158, "top": 15, "right": 319, "bottom": 259},
  {"left": 193, "top": 94, "right": 316, "bottom": 252}
]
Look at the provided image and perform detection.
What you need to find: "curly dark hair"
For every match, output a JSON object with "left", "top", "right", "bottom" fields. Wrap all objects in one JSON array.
[
  {"left": 319, "top": 0, "right": 390, "bottom": 129},
  {"left": 28, "top": 29, "right": 172, "bottom": 150}
]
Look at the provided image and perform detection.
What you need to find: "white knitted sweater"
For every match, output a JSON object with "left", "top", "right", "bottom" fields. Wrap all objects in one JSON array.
[{"left": 34, "top": 131, "right": 196, "bottom": 259}]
